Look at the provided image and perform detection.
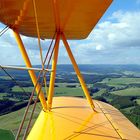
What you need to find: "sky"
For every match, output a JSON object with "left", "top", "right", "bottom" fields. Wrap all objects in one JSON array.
[{"left": 0, "top": 0, "right": 140, "bottom": 65}]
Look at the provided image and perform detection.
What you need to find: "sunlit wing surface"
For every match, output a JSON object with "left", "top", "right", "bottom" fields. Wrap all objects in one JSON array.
[
  {"left": 27, "top": 97, "right": 140, "bottom": 140},
  {"left": 0, "top": 0, "right": 112, "bottom": 39}
]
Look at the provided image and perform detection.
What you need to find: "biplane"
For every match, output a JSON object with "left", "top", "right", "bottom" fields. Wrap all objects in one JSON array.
[{"left": 0, "top": 0, "right": 140, "bottom": 139}]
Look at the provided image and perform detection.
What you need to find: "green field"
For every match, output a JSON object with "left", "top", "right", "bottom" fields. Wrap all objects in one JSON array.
[
  {"left": 136, "top": 99, "right": 140, "bottom": 105},
  {"left": 55, "top": 82, "right": 81, "bottom": 87},
  {"left": 0, "top": 76, "right": 11, "bottom": 80},
  {"left": 12, "top": 86, "right": 34, "bottom": 93},
  {"left": 92, "top": 89, "right": 106, "bottom": 98},
  {"left": 0, "top": 129, "right": 15, "bottom": 140},
  {"left": 100, "top": 78, "right": 140, "bottom": 87},
  {"left": 0, "top": 93, "right": 7, "bottom": 99},
  {"left": 54, "top": 87, "right": 84, "bottom": 97},
  {"left": 123, "top": 71, "right": 140, "bottom": 76},
  {"left": 121, "top": 106, "right": 135, "bottom": 113},
  {"left": 12, "top": 86, "right": 47, "bottom": 93},
  {"left": 111, "top": 87, "right": 140, "bottom": 96}
]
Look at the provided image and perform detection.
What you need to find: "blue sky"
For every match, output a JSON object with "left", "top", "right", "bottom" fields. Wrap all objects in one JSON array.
[{"left": 0, "top": 0, "right": 140, "bottom": 65}]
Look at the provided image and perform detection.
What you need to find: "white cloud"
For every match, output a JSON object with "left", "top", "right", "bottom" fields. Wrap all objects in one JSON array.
[
  {"left": 95, "top": 44, "right": 105, "bottom": 51},
  {"left": 70, "top": 10, "right": 140, "bottom": 64}
]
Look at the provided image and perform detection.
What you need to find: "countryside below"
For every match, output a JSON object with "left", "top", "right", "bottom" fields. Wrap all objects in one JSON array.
[{"left": 0, "top": 64, "right": 140, "bottom": 139}]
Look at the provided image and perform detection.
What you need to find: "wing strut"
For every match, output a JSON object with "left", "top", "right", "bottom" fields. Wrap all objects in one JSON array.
[
  {"left": 13, "top": 30, "right": 47, "bottom": 111},
  {"left": 61, "top": 33, "right": 95, "bottom": 110}
]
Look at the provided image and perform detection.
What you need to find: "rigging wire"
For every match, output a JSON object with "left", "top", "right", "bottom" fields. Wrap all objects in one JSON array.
[
  {"left": 0, "top": 26, "right": 30, "bottom": 97},
  {"left": 44, "top": 32, "right": 56, "bottom": 67},
  {"left": 0, "top": 67, "right": 42, "bottom": 139},
  {"left": 23, "top": 33, "right": 56, "bottom": 140},
  {"left": 0, "top": 24, "right": 42, "bottom": 106},
  {"left": 22, "top": 35, "right": 57, "bottom": 139},
  {"left": 0, "top": 65, "right": 42, "bottom": 108},
  {"left": 21, "top": 48, "right": 56, "bottom": 139},
  {"left": 0, "top": 25, "right": 30, "bottom": 98},
  {"left": 0, "top": 65, "right": 30, "bottom": 97},
  {"left": 42, "top": 32, "right": 56, "bottom": 97},
  {"left": 32, "top": 0, "right": 44, "bottom": 65},
  {"left": 15, "top": 32, "right": 56, "bottom": 140},
  {"left": 32, "top": 0, "right": 48, "bottom": 95},
  {"left": 15, "top": 69, "right": 43, "bottom": 140},
  {"left": 0, "top": 25, "right": 9, "bottom": 37},
  {"left": 22, "top": 75, "right": 45, "bottom": 140},
  {"left": 95, "top": 102, "right": 123, "bottom": 140}
]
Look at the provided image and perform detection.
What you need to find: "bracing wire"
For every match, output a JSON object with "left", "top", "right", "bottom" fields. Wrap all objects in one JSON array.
[
  {"left": 22, "top": 75, "right": 45, "bottom": 140},
  {"left": 0, "top": 26, "right": 30, "bottom": 96},
  {"left": 15, "top": 69, "right": 44, "bottom": 140},
  {"left": 21, "top": 43, "right": 56, "bottom": 139},
  {"left": 0, "top": 65, "right": 30, "bottom": 97},
  {"left": 44, "top": 32, "right": 56, "bottom": 67},
  {"left": 0, "top": 25, "right": 9, "bottom": 37},
  {"left": 22, "top": 35, "right": 57, "bottom": 139},
  {"left": 0, "top": 66, "right": 43, "bottom": 110},
  {"left": 32, "top": 0, "right": 48, "bottom": 95},
  {"left": 15, "top": 32, "right": 57, "bottom": 140},
  {"left": 0, "top": 26, "right": 31, "bottom": 98},
  {"left": 32, "top": 0, "right": 44, "bottom": 65},
  {"left": 95, "top": 102, "right": 123, "bottom": 140},
  {"left": 43, "top": 32, "right": 56, "bottom": 97}
]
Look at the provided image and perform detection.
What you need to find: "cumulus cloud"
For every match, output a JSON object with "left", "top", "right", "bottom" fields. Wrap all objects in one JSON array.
[
  {"left": 71, "top": 10, "right": 140, "bottom": 64},
  {"left": 92, "top": 10, "right": 140, "bottom": 49}
]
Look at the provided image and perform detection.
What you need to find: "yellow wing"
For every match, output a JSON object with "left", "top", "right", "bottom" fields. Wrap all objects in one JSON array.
[
  {"left": 0, "top": 0, "right": 112, "bottom": 39},
  {"left": 27, "top": 97, "right": 140, "bottom": 140}
]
